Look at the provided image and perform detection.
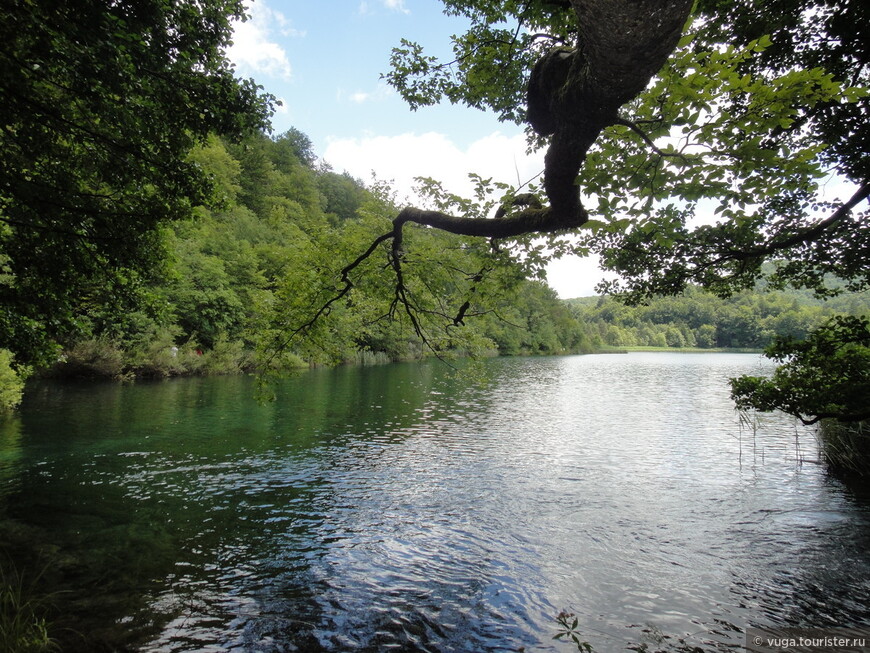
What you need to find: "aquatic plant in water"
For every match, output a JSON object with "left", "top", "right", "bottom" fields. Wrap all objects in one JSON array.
[{"left": 0, "top": 563, "right": 57, "bottom": 652}]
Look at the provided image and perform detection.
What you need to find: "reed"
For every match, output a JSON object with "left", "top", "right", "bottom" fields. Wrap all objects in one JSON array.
[
  {"left": 0, "top": 563, "right": 57, "bottom": 653},
  {"left": 818, "top": 420, "right": 870, "bottom": 478}
]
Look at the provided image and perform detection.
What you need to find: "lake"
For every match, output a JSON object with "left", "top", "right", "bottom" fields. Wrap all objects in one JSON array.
[{"left": 1, "top": 353, "right": 869, "bottom": 652}]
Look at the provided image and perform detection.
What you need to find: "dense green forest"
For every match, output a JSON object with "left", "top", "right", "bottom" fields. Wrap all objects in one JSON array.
[
  {"left": 34, "top": 129, "right": 592, "bottom": 385},
  {"left": 4, "top": 124, "right": 867, "bottom": 399}
]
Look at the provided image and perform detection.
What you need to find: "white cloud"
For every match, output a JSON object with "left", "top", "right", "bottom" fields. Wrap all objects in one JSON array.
[
  {"left": 383, "top": 0, "right": 410, "bottom": 13},
  {"left": 228, "top": 1, "right": 296, "bottom": 81},
  {"left": 323, "top": 131, "right": 605, "bottom": 296},
  {"left": 323, "top": 131, "right": 543, "bottom": 204},
  {"left": 345, "top": 82, "right": 394, "bottom": 105},
  {"left": 350, "top": 91, "right": 371, "bottom": 104}
]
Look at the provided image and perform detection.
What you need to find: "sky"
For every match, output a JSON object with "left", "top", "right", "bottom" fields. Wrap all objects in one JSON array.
[{"left": 227, "top": 0, "right": 609, "bottom": 297}]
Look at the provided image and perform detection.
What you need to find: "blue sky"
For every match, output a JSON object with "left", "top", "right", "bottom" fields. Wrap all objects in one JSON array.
[
  {"left": 228, "top": 0, "right": 608, "bottom": 297},
  {"left": 230, "top": 1, "right": 507, "bottom": 148}
]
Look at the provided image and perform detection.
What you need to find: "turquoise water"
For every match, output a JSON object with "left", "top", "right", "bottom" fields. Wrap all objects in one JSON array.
[{"left": 1, "top": 354, "right": 868, "bottom": 651}]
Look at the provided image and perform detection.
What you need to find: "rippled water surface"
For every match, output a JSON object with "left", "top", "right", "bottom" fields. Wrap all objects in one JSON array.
[{"left": 1, "top": 353, "right": 869, "bottom": 651}]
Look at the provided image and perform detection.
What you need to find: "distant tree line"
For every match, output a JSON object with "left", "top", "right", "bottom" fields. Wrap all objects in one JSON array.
[{"left": 568, "top": 285, "right": 870, "bottom": 351}]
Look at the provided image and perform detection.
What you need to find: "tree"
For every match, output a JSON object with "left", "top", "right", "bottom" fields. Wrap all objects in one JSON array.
[
  {"left": 0, "top": 0, "right": 274, "bottom": 367},
  {"left": 695, "top": 0, "right": 869, "bottom": 183},
  {"left": 586, "top": 0, "right": 869, "bottom": 300},
  {"left": 270, "top": 0, "right": 867, "bottom": 426},
  {"left": 380, "top": 0, "right": 865, "bottom": 295},
  {"left": 317, "top": 170, "right": 369, "bottom": 224},
  {"left": 731, "top": 316, "right": 870, "bottom": 425},
  {"left": 271, "top": 0, "right": 694, "bottom": 358}
]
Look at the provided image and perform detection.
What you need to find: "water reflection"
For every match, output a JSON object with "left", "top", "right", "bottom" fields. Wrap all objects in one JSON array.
[{"left": 0, "top": 354, "right": 868, "bottom": 652}]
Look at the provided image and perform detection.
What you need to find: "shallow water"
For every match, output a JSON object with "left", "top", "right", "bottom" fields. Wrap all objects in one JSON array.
[{"left": 1, "top": 353, "right": 868, "bottom": 651}]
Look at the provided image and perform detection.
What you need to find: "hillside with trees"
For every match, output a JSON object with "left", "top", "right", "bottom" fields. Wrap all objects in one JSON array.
[{"left": 39, "top": 130, "right": 593, "bottom": 385}]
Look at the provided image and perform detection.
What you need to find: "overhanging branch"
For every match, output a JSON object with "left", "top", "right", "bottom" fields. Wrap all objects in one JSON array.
[
  {"left": 724, "top": 181, "right": 870, "bottom": 261},
  {"left": 268, "top": 0, "right": 697, "bottom": 363}
]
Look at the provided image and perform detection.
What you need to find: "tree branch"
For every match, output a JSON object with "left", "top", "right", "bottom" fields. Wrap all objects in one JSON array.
[
  {"left": 268, "top": 0, "right": 697, "bottom": 363},
  {"left": 725, "top": 181, "right": 870, "bottom": 260},
  {"left": 393, "top": 201, "right": 587, "bottom": 239},
  {"left": 614, "top": 117, "right": 691, "bottom": 163}
]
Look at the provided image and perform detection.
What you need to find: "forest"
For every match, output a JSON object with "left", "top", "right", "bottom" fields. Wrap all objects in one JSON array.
[
  {"left": 8, "top": 129, "right": 593, "bottom": 389},
  {"left": 572, "top": 284, "right": 870, "bottom": 350},
  {"left": 2, "top": 114, "right": 865, "bottom": 399},
  {"left": 1, "top": 124, "right": 868, "bottom": 409},
  {"left": 3, "top": 120, "right": 864, "bottom": 393}
]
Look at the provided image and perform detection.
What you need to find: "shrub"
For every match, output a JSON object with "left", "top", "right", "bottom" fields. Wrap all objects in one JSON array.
[
  {"left": 124, "top": 327, "right": 187, "bottom": 378},
  {"left": 0, "top": 350, "right": 25, "bottom": 411},
  {"left": 198, "top": 338, "right": 249, "bottom": 374}
]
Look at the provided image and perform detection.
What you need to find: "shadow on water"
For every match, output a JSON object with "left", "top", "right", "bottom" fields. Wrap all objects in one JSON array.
[{"left": 0, "top": 355, "right": 868, "bottom": 652}]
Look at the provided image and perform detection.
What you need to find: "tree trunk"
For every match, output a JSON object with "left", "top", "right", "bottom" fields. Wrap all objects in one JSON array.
[{"left": 397, "top": 0, "right": 694, "bottom": 238}]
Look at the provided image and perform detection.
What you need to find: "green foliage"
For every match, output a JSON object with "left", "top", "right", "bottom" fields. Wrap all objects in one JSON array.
[
  {"left": 34, "top": 127, "right": 583, "bottom": 382},
  {"left": 385, "top": 1, "right": 574, "bottom": 124},
  {"left": 0, "top": 350, "right": 26, "bottom": 412},
  {"left": 273, "top": 128, "right": 317, "bottom": 169},
  {"left": 695, "top": 0, "right": 870, "bottom": 182},
  {"left": 569, "top": 286, "right": 868, "bottom": 351},
  {"left": 383, "top": 1, "right": 868, "bottom": 304},
  {"left": 56, "top": 339, "right": 126, "bottom": 379},
  {"left": 246, "top": 163, "right": 595, "bottom": 374},
  {"left": 730, "top": 315, "right": 870, "bottom": 424},
  {"left": 317, "top": 169, "right": 369, "bottom": 224},
  {"left": 198, "top": 338, "right": 250, "bottom": 375},
  {"left": 168, "top": 237, "right": 249, "bottom": 349},
  {"left": 554, "top": 611, "right": 593, "bottom": 652},
  {"left": 122, "top": 326, "right": 190, "bottom": 378},
  {"left": 0, "top": 0, "right": 274, "bottom": 367},
  {"left": 581, "top": 27, "right": 868, "bottom": 301},
  {"left": 256, "top": 172, "right": 588, "bottom": 369}
]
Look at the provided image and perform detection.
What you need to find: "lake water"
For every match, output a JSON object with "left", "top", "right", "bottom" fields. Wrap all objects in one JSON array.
[{"left": 1, "top": 353, "right": 869, "bottom": 652}]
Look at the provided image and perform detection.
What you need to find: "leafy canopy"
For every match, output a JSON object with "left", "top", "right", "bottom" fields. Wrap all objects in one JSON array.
[
  {"left": 368, "top": 0, "right": 869, "bottom": 424},
  {"left": 388, "top": 0, "right": 867, "bottom": 296},
  {"left": 0, "top": 0, "right": 274, "bottom": 366}
]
